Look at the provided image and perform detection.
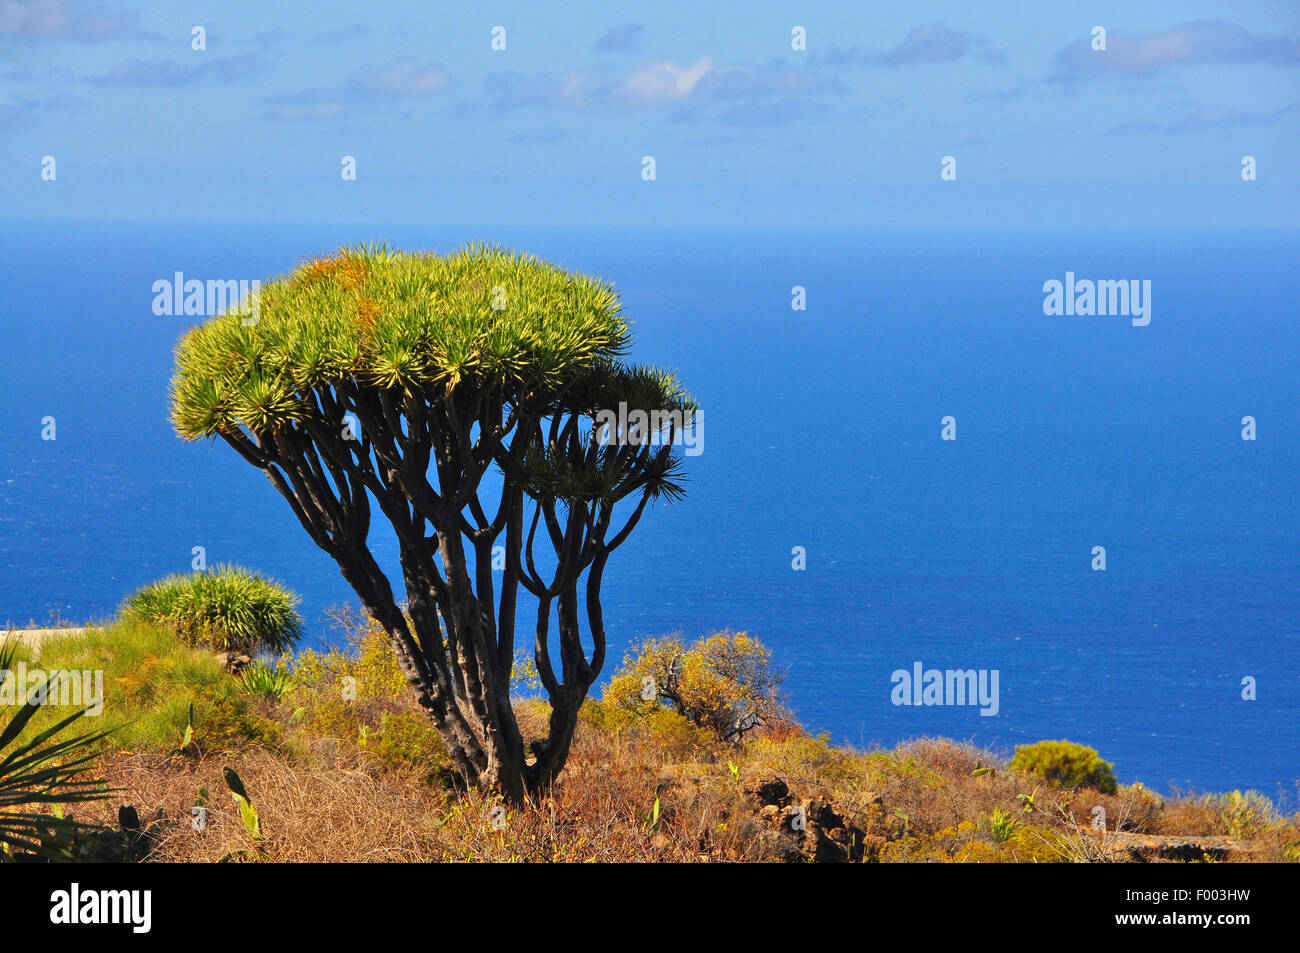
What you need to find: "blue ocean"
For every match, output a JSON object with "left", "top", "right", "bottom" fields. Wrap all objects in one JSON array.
[{"left": 2, "top": 221, "right": 1296, "bottom": 796}]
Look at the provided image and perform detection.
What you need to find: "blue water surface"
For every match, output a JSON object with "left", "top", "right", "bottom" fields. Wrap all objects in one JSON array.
[{"left": 1, "top": 221, "right": 1296, "bottom": 796}]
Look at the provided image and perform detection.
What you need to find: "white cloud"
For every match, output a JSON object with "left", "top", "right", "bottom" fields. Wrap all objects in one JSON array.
[{"left": 487, "top": 57, "right": 823, "bottom": 111}]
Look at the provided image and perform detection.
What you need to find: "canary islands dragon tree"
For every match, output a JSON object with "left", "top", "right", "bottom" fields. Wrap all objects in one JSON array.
[{"left": 169, "top": 244, "right": 694, "bottom": 803}]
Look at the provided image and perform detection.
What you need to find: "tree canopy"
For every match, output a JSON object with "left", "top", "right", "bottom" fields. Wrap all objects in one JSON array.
[{"left": 172, "top": 244, "right": 636, "bottom": 438}]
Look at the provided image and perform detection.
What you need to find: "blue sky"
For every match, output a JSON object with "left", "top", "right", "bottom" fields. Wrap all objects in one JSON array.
[{"left": 1, "top": 0, "right": 1296, "bottom": 226}]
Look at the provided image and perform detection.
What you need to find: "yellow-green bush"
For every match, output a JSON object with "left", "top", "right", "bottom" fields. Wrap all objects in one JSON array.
[
  {"left": 192, "top": 691, "right": 283, "bottom": 753},
  {"left": 358, "top": 709, "right": 449, "bottom": 774},
  {"left": 951, "top": 825, "right": 1072, "bottom": 863},
  {"left": 1010, "top": 740, "right": 1118, "bottom": 794},
  {"left": 579, "top": 698, "right": 720, "bottom": 762},
  {"left": 1215, "top": 790, "right": 1282, "bottom": 839},
  {"left": 291, "top": 618, "right": 449, "bottom": 777},
  {"left": 1116, "top": 783, "right": 1165, "bottom": 833},
  {"left": 122, "top": 565, "right": 303, "bottom": 658},
  {"left": 604, "top": 631, "right": 788, "bottom": 742},
  {"left": 880, "top": 819, "right": 1070, "bottom": 863},
  {"left": 744, "top": 730, "right": 861, "bottom": 785},
  {"left": 293, "top": 614, "right": 407, "bottom": 699}
]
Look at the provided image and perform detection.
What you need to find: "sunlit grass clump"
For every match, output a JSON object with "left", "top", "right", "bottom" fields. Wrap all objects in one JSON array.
[
  {"left": 122, "top": 565, "right": 303, "bottom": 659},
  {"left": 7, "top": 618, "right": 250, "bottom": 755}
]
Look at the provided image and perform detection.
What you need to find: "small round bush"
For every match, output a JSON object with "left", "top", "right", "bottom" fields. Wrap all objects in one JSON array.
[
  {"left": 123, "top": 565, "right": 303, "bottom": 659},
  {"left": 1010, "top": 740, "right": 1118, "bottom": 794},
  {"left": 604, "top": 631, "right": 788, "bottom": 743}
]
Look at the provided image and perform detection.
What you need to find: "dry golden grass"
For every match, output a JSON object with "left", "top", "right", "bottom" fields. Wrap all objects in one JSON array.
[
  {"left": 51, "top": 720, "right": 1298, "bottom": 864},
  {"left": 89, "top": 747, "right": 447, "bottom": 862}
]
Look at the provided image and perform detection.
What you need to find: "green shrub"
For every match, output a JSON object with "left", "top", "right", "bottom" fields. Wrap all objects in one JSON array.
[
  {"left": 1115, "top": 782, "right": 1165, "bottom": 833},
  {"left": 880, "top": 820, "right": 1071, "bottom": 864},
  {"left": 192, "top": 691, "right": 283, "bottom": 754},
  {"left": 579, "top": 698, "right": 721, "bottom": 761},
  {"left": 364, "top": 709, "right": 449, "bottom": 774},
  {"left": 123, "top": 565, "right": 304, "bottom": 659},
  {"left": 1010, "top": 740, "right": 1118, "bottom": 794},
  {"left": 293, "top": 615, "right": 407, "bottom": 699},
  {"left": 745, "top": 730, "right": 861, "bottom": 785},
  {"left": 240, "top": 661, "right": 295, "bottom": 700},
  {"left": 291, "top": 617, "right": 450, "bottom": 777}
]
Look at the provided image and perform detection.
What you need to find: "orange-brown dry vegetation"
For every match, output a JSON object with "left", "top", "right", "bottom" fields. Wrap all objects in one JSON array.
[{"left": 20, "top": 617, "right": 1300, "bottom": 863}]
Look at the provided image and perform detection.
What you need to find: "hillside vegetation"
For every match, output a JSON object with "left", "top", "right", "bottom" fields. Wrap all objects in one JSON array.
[{"left": 3, "top": 610, "right": 1296, "bottom": 863}]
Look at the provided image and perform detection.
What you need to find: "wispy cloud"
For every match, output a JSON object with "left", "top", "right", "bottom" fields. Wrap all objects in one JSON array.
[
  {"left": 353, "top": 59, "right": 451, "bottom": 97},
  {"left": 486, "top": 57, "right": 823, "bottom": 111},
  {"left": 263, "top": 58, "right": 453, "bottom": 121},
  {"left": 967, "top": 76, "right": 1037, "bottom": 103},
  {"left": 86, "top": 53, "right": 260, "bottom": 87},
  {"left": 0, "top": 0, "right": 137, "bottom": 42},
  {"left": 0, "top": 89, "right": 84, "bottom": 127},
  {"left": 595, "top": 24, "right": 643, "bottom": 53},
  {"left": 683, "top": 132, "right": 764, "bottom": 147},
  {"left": 315, "top": 24, "right": 368, "bottom": 45},
  {"left": 261, "top": 89, "right": 345, "bottom": 122},
  {"left": 1055, "top": 20, "right": 1300, "bottom": 77},
  {"left": 710, "top": 98, "right": 829, "bottom": 128},
  {"left": 813, "top": 23, "right": 1005, "bottom": 69},
  {"left": 262, "top": 89, "right": 348, "bottom": 122},
  {"left": 1107, "top": 101, "right": 1297, "bottom": 134},
  {"left": 508, "top": 126, "right": 569, "bottom": 143}
]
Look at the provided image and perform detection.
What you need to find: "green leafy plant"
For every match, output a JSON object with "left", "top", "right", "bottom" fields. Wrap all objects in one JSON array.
[
  {"left": 1017, "top": 788, "right": 1039, "bottom": 815},
  {"left": 193, "top": 694, "right": 282, "bottom": 753},
  {"left": 12, "top": 618, "right": 248, "bottom": 756},
  {"left": 642, "top": 787, "right": 663, "bottom": 833},
  {"left": 170, "top": 701, "right": 196, "bottom": 756},
  {"left": 123, "top": 565, "right": 304, "bottom": 661},
  {"left": 239, "top": 661, "right": 295, "bottom": 700},
  {"left": 989, "top": 807, "right": 1018, "bottom": 842},
  {"left": 224, "top": 767, "right": 261, "bottom": 840},
  {"left": 219, "top": 766, "right": 265, "bottom": 861},
  {"left": 0, "top": 643, "right": 115, "bottom": 858},
  {"left": 1010, "top": 740, "right": 1118, "bottom": 794}
]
